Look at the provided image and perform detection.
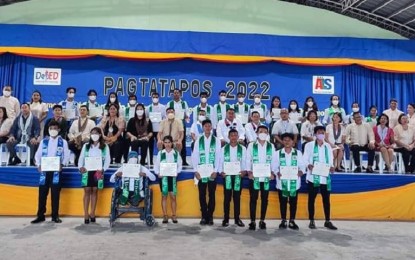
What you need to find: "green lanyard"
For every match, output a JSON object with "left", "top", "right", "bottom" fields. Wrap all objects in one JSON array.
[
  {"left": 279, "top": 149, "right": 298, "bottom": 197},
  {"left": 252, "top": 141, "right": 272, "bottom": 191},
  {"left": 312, "top": 141, "right": 331, "bottom": 191},
  {"left": 224, "top": 144, "right": 243, "bottom": 191},
  {"left": 216, "top": 103, "right": 230, "bottom": 121},
  {"left": 199, "top": 135, "right": 216, "bottom": 183},
  {"left": 160, "top": 150, "right": 178, "bottom": 196}
]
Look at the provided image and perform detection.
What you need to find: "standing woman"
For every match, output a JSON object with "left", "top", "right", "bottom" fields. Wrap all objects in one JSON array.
[
  {"left": 373, "top": 114, "right": 395, "bottom": 172},
  {"left": 302, "top": 96, "right": 319, "bottom": 120},
  {"left": 322, "top": 95, "right": 347, "bottom": 125},
  {"left": 325, "top": 112, "right": 346, "bottom": 172},
  {"left": 104, "top": 92, "right": 122, "bottom": 114},
  {"left": 266, "top": 96, "right": 282, "bottom": 126},
  {"left": 154, "top": 135, "right": 182, "bottom": 224},
  {"left": 98, "top": 103, "right": 125, "bottom": 164},
  {"left": 78, "top": 127, "right": 111, "bottom": 224},
  {"left": 407, "top": 103, "right": 415, "bottom": 128},
  {"left": 0, "top": 107, "right": 13, "bottom": 144},
  {"left": 30, "top": 90, "right": 48, "bottom": 138}
]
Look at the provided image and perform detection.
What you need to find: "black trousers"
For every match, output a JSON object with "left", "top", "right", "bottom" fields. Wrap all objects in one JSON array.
[
  {"left": 148, "top": 132, "right": 158, "bottom": 164},
  {"left": 37, "top": 171, "right": 61, "bottom": 219},
  {"left": 249, "top": 180, "right": 269, "bottom": 222},
  {"left": 395, "top": 147, "right": 415, "bottom": 172},
  {"left": 181, "top": 124, "right": 187, "bottom": 164},
  {"left": 123, "top": 135, "right": 130, "bottom": 163},
  {"left": 277, "top": 190, "right": 298, "bottom": 221},
  {"left": 198, "top": 180, "right": 217, "bottom": 221},
  {"left": 350, "top": 144, "right": 375, "bottom": 167},
  {"left": 68, "top": 141, "right": 81, "bottom": 166},
  {"left": 223, "top": 176, "right": 241, "bottom": 221},
  {"left": 109, "top": 139, "right": 123, "bottom": 163},
  {"left": 308, "top": 182, "right": 330, "bottom": 221},
  {"left": 130, "top": 139, "right": 149, "bottom": 165}
]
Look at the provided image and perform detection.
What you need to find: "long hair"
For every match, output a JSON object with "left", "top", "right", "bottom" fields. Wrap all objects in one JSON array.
[
  {"left": 288, "top": 99, "right": 301, "bottom": 113},
  {"left": 270, "top": 96, "right": 281, "bottom": 110},
  {"left": 133, "top": 103, "right": 147, "bottom": 126},
  {"left": 302, "top": 96, "right": 319, "bottom": 117},
  {"left": 0, "top": 106, "right": 8, "bottom": 120},
  {"left": 106, "top": 103, "right": 120, "bottom": 117},
  {"left": 30, "top": 90, "right": 43, "bottom": 104},
  {"left": 86, "top": 127, "right": 106, "bottom": 150},
  {"left": 105, "top": 92, "right": 119, "bottom": 110}
]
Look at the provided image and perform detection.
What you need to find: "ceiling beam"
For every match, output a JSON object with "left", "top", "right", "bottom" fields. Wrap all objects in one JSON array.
[
  {"left": 387, "top": 2, "right": 415, "bottom": 19},
  {"left": 341, "top": 0, "right": 366, "bottom": 13},
  {"left": 370, "top": 0, "right": 394, "bottom": 13}
]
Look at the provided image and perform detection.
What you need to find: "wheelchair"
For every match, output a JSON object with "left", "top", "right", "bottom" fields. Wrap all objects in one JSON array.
[{"left": 109, "top": 176, "right": 155, "bottom": 227}]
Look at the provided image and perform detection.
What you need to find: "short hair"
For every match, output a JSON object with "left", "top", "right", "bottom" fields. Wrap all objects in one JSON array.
[
  {"left": 226, "top": 108, "right": 235, "bottom": 112},
  {"left": 128, "top": 94, "right": 137, "bottom": 100},
  {"left": 352, "top": 111, "right": 361, "bottom": 117},
  {"left": 173, "top": 89, "right": 182, "bottom": 94},
  {"left": 151, "top": 92, "right": 159, "bottom": 97},
  {"left": 251, "top": 111, "right": 260, "bottom": 117},
  {"left": 200, "top": 91, "right": 208, "bottom": 97},
  {"left": 219, "top": 90, "right": 226, "bottom": 95},
  {"left": 52, "top": 104, "right": 63, "bottom": 110},
  {"left": 256, "top": 125, "right": 268, "bottom": 133},
  {"left": 390, "top": 98, "right": 398, "bottom": 103},
  {"left": 87, "top": 89, "right": 97, "bottom": 96},
  {"left": 66, "top": 87, "right": 76, "bottom": 93},
  {"left": 79, "top": 104, "right": 89, "bottom": 111},
  {"left": 237, "top": 92, "right": 245, "bottom": 96},
  {"left": 163, "top": 135, "right": 173, "bottom": 142},
  {"left": 166, "top": 107, "right": 175, "bottom": 112},
  {"left": 398, "top": 113, "right": 407, "bottom": 124},
  {"left": 281, "top": 132, "right": 294, "bottom": 140},
  {"left": 306, "top": 110, "right": 317, "bottom": 121},
  {"left": 314, "top": 125, "right": 326, "bottom": 134},
  {"left": 228, "top": 128, "right": 238, "bottom": 136},
  {"left": 21, "top": 102, "right": 30, "bottom": 108},
  {"left": 48, "top": 120, "right": 60, "bottom": 129},
  {"left": 202, "top": 119, "right": 212, "bottom": 127},
  {"left": 331, "top": 112, "right": 343, "bottom": 123}
]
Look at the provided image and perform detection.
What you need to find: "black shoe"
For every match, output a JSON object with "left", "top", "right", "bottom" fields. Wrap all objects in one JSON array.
[
  {"left": 9, "top": 157, "right": 21, "bottom": 166},
  {"left": 366, "top": 167, "right": 374, "bottom": 173},
  {"left": 200, "top": 218, "right": 207, "bottom": 225},
  {"left": 235, "top": 219, "right": 245, "bottom": 227},
  {"left": 90, "top": 217, "right": 96, "bottom": 223},
  {"left": 52, "top": 218, "right": 62, "bottom": 223},
  {"left": 259, "top": 220, "right": 266, "bottom": 230},
  {"left": 162, "top": 216, "right": 168, "bottom": 224},
  {"left": 31, "top": 217, "right": 45, "bottom": 224},
  {"left": 353, "top": 167, "right": 362, "bottom": 173},
  {"left": 183, "top": 162, "right": 189, "bottom": 166},
  {"left": 172, "top": 216, "right": 178, "bottom": 224},
  {"left": 279, "top": 220, "right": 287, "bottom": 229},
  {"left": 208, "top": 218, "right": 214, "bottom": 226},
  {"left": 248, "top": 221, "right": 256, "bottom": 230},
  {"left": 84, "top": 219, "right": 90, "bottom": 224},
  {"left": 324, "top": 221, "right": 338, "bottom": 230},
  {"left": 222, "top": 220, "right": 229, "bottom": 227},
  {"left": 309, "top": 220, "right": 316, "bottom": 229},
  {"left": 335, "top": 168, "right": 344, "bottom": 172},
  {"left": 288, "top": 220, "right": 299, "bottom": 230},
  {"left": 30, "top": 159, "right": 36, "bottom": 166}
]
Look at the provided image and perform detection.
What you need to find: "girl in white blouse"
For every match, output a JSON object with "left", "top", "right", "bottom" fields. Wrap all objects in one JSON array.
[
  {"left": 325, "top": 112, "right": 346, "bottom": 172},
  {"left": 30, "top": 90, "right": 48, "bottom": 138}
]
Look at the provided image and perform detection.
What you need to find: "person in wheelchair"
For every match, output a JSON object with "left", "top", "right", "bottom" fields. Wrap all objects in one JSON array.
[{"left": 109, "top": 151, "right": 156, "bottom": 206}]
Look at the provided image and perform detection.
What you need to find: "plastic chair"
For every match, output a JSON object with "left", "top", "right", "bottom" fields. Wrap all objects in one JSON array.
[
  {"left": 0, "top": 143, "right": 9, "bottom": 166},
  {"left": 15, "top": 144, "right": 31, "bottom": 166}
]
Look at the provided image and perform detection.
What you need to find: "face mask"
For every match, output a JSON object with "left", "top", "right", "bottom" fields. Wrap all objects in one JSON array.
[
  {"left": 152, "top": 98, "right": 159, "bottom": 104},
  {"left": 316, "top": 133, "right": 325, "bottom": 140},
  {"left": 307, "top": 101, "right": 313, "bottom": 107},
  {"left": 219, "top": 96, "right": 226, "bottom": 102},
  {"left": 198, "top": 115, "right": 206, "bottom": 122},
  {"left": 136, "top": 110, "right": 144, "bottom": 116},
  {"left": 258, "top": 133, "right": 268, "bottom": 141},
  {"left": 290, "top": 104, "right": 297, "bottom": 110},
  {"left": 352, "top": 107, "right": 359, "bottom": 113},
  {"left": 332, "top": 100, "right": 339, "bottom": 106},
  {"left": 200, "top": 97, "right": 207, "bottom": 104},
  {"left": 238, "top": 97, "right": 245, "bottom": 103},
  {"left": 110, "top": 97, "right": 116, "bottom": 103},
  {"left": 128, "top": 158, "right": 138, "bottom": 164},
  {"left": 67, "top": 93, "right": 75, "bottom": 98},
  {"left": 3, "top": 90, "right": 11, "bottom": 97},
  {"left": 89, "top": 95, "right": 96, "bottom": 101},
  {"left": 129, "top": 100, "right": 137, "bottom": 106},
  {"left": 91, "top": 134, "right": 100, "bottom": 142},
  {"left": 167, "top": 113, "right": 175, "bottom": 119},
  {"left": 49, "top": 129, "right": 59, "bottom": 137},
  {"left": 254, "top": 97, "right": 261, "bottom": 104}
]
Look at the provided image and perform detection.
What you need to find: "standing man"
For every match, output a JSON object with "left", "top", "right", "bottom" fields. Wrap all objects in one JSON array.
[
  {"left": 58, "top": 87, "right": 79, "bottom": 127},
  {"left": 212, "top": 90, "right": 231, "bottom": 129},
  {"left": 43, "top": 105, "right": 68, "bottom": 140},
  {"left": 146, "top": 92, "right": 166, "bottom": 165},
  {"left": 275, "top": 133, "right": 306, "bottom": 230},
  {"left": 383, "top": 98, "right": 403, "bottom": 129},
  {"left": 216, "top": 108, "right": 245, "bottom": 146},
  {"left": 233, "top": 92, "right": 250, "bottom": 126},
  {"left": 0, "top": 85, "right": 20, "bottom": 120},
  {"left": 249, "top": 93, "right": 268, "bottom": 123},
  {"left": 193, "top": 91, "right": 212, "bottom": 122},
  {"left": 31, "top": 120, "right": 70, "bottom": 224},
  {"left": 304, "top": 126, "right": 337, "bottom": 230},
  {"left": 246, "top": 125, "right": 276, "bottom": 230},
  {"left": 192, "top": 119, "right": 222, "bottom": 225},
  {"left": 7, "top": 103, "right": 40, "bottom": 166},
  {"left": 166, "top": 89, "right": 190, "bottom": 165},
  {"left": 219, "top": 129, "right": 246, "bottom": 227}
]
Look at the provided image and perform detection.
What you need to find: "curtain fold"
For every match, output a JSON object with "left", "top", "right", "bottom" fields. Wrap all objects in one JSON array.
[{"left": 0, "top": 53, "right": 27, "bottom": 102}]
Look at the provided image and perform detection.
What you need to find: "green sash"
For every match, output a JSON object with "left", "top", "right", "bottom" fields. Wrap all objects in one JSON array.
[
  {"left": 328, "top": 106, "right": 340, "bottom": 117},
  {"left": 216, "top": 103, "right": 230, "bottom": 121},
  {"left": 199, "top": 135, "right": 216, "bottom": 183},
  {"left": 160, "top": 150, "right": 178, "bottom": 196},
  {"left": 250, "top": 104, "right": 266, "bottom": 118},
  {"left": 224, "top": 144, "right": 243, "bottom": 191},
  {"left": 234, "top": 103, "right": 249, "bottom": 115},
  {"left": 197, "top": 105, "right": 211, "bottom": 119},
  {"left": 279, "top": 149, "right": 298, "bottom": 197},
  {"left": 119, "top": 178, "right": 141, "bottom": 206},
  {"left": 312, "top": 142, "right": 331, "bottom": 191},
  {"left": 168, "top": 100, "right": 186, "bottom": 120},
  {"left": 253, "top": 141, "right": 273, "bottom": 191},
  {"left": 82, "top": 145, "right": 107, "bottom": 188}
]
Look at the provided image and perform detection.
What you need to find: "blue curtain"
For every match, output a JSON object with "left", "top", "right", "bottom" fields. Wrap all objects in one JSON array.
[
  {"left": 341, "top": 65, "right": 415, "bottom": 115},
  {"left": 0, "top": 53, "right": 27, "bottom": 101}
]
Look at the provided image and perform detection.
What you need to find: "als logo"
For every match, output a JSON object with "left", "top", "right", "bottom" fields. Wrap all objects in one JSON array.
[
  {"left": 33, "top": 68, "right": 62, "bottom": 85},
  {"left": 312, "top": 76, "right": 334, "bottom": 94}
]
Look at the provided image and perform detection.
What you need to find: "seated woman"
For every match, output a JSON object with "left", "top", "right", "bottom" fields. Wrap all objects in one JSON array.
[
  {"left": 154, "top": 135, "right": 183, "bottom": 224},
  {"left": 325, "top": 112, "right": 346, "bottom": 172},
  {"left": 394, "top": 114, "right": 415, "bottom": 173},
  {"left": 109, "top": 151, "right": 156, "bottom": 206},
  {"left": 374, "top": 114, "right": 395, "bottom": 172},
  {"left": 0, "top": 106, "right": 13, "bottom": 144},
  {"left": 98, "top": 103, "right": 125, "bottom": 164}
]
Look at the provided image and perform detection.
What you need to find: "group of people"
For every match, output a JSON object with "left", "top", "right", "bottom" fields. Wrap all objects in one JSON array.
[{"left": 1, "top": 84, "right": 414, "bottom": 228}]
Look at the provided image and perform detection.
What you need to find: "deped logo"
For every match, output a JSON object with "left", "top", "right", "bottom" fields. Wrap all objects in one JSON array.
[
  {"left": 33, "top": 68, "right": 62, "bottom": 85},
  {"left": 312, "top": 76, "right": 334, "bottom": 94}
]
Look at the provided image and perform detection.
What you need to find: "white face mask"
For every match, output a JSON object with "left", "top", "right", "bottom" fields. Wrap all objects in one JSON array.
[
  {"left": 129, "top": 100, "right": 137, "bottom": 106},
  {"left": 200, "top": 97, "right": 207, "bottom": 104},
  {"left": 128, "top": 158, "right": 138, "bottom": 164},
  {"left": 3, "top": 90, "right": 11, "bottom": 97},
  {"left": 198, "top": 115, "right": 206, "bottom": 122},
  {"left": 167, "top": 113, "right": 175, "bottom": 119},
  {"left": 290, "top": 104, "right": 297, "bottom": 110},
  {"left": 258, "top": 133, "right": 268, "bottom": 141},
  {"left": 136, "top": 110, "right": 144, "bottom": 116},
  {"left": 91, "top": 134, "right": 100, "bottom": 142},
  {"left": 316, "top": 133, "right": 325, "bottom": 140},
  {"left": 352, "top": 107, "right": 359, "bottom": 113},
  {"left": 152, "top": 98, "right": 159, "bottom": 104},
  {"left": 89, "top": 95, "right": 96, "bottom": 101},
  {"left": 238, "top": 97, "right": 245, "bottom": 103},
  {"left": 307, "top": 101, "right": 313, "bottom": 107},
  {"left": 49, "top": 129, "right": 59, "bottom": 137},
  {"left": 254, "top": 97, "right": 261, "bottom": 104},
  {"left": 67, "top": 93, "right": 75, "bottom": 98},
  {"left": 219, "top": 96, "right": 226, "bottom": 102},
  {"left": 110, "top": 97, "right": 116, "bottom": 103},
  {"left": 332, "top": 100, "right": 339, "bottom": 106}
]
